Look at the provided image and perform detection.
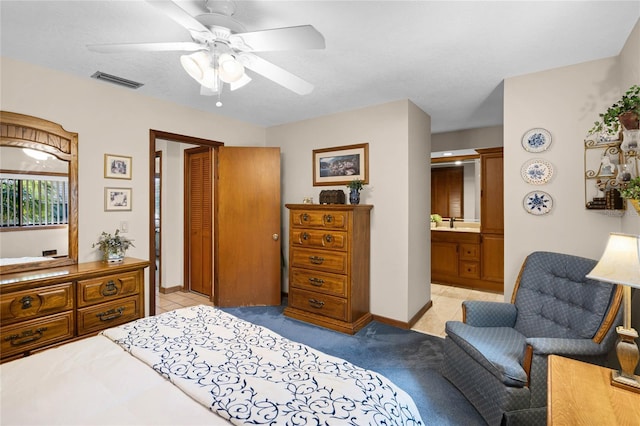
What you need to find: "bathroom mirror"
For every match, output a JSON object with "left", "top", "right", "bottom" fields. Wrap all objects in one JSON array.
[
  {"left": 0, "top": 111, "right": 78, "bottom": 275},
  {"left": 431, "top": 152, "right": 481, "bottom": 222}
]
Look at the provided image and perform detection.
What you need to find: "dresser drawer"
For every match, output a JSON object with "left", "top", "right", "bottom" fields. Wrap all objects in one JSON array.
[
  {"left": 290, "top": 268, "right": 347, "bottom": 297},
  {"left": 459, "top": 261, "right": 480, "bottom": 279},
  {"left": 289, "top": 288, "right": 347, "bottom": 321},
  {"left": 291, "top": 248, "right": 348, "bottom": 274},
  {"left": 0, "top": 283, "right": 74, "bottom": 324},
  {"left": 459, "top": 243, "right": 480, "bottom": 261},
  {"left": 77, "top": 295, "right": 141, "bottom": 335},
  {"left": 291, "top": 230, "right": 347, "bottom": 251},
  {"left": 77, "top": 271, "right": 140, "bottom": 307},
  {"left": 290, "top": 210, "right": 348, "bottom": 230},
  {"left": 1, "top": 311, "right": 74, "bottom": 359}
]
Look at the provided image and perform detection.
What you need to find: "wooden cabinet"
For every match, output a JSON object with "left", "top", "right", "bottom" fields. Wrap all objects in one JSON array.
[
  {"left": 0, "top": 258, "right": 148, "bottom": 362},
  {"left": 285, "top": 204, "right": 372, "bottom": 334},
  {"left": 478, "top": 147, "right": 504, "bottom": 292}
]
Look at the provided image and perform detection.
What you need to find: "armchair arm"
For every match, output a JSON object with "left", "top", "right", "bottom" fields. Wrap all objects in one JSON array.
[
  {"left": 462, "top": 301, "right": 517, "bottom": 327},
  {"left": 526, "top": 337, "right": 609, "bottom": 357}
]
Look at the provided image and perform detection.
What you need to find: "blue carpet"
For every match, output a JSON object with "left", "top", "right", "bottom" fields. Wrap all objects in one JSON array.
[{"left": 221, "top": 302, "right": 486, "bottom": 425}]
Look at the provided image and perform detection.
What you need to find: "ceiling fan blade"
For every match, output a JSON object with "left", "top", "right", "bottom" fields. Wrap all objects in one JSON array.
[
  {"left": 88, "top": 42, "right": 203, "bottom": 53},
  {"left": 238, "top": 53, "right": 314, "bottom": 95},
  {"left": 145, "top": 0, "right": 210, "bottom": 34},
  {"left": 230, "top": 25, "right": 325, "bottom": 52}
]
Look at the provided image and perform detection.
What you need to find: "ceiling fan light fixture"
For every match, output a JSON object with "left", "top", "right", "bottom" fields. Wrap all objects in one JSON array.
[
  {"left": 180, "top": 51, "right": 211, "bottom": 82},
  {"left": 230, "top": 73, "right": 251, "bottom": 91},
  {"left": 201, "top": 67, "right": 220, "bottom": 92},
  {"left": 218, "top": 53, "right": 244, "bottom": 83}
]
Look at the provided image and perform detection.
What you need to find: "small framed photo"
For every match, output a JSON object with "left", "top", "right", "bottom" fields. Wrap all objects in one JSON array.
[
  {"left": 104, "top": 154, "right": 132, "bottom": 179},
  {"left": 313, "top": 143, "right": 369, "bottom": 186},
  {"left": 105, "top": 187, "right": 132, "bottom": 211}
]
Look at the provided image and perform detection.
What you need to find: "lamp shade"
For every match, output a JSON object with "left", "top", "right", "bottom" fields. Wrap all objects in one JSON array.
[
  {"left": 218, "top": 53, "right": 244, "bottom": 83},
  {"left": 180, "top": 51, "right": 211, "bottom": 82},
  {"left": 587, "top": 232, "right": 640, "bottom": 289}
]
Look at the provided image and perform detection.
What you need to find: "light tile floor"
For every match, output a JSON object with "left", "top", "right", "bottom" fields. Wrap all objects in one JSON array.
[
  {"left": 411, "top": 283, "right": 504, "bottom": 337},
  {"left": 157, "top": 283, "right": 504, "bottom": 337}
]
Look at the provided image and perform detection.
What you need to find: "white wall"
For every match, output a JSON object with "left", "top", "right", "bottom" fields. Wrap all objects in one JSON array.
[
  {"left": 503, "top": 19, "right": 640, "bottom": 302},
  {"left": 1, "top": 57, "right": 266, "bottom": 312},
  {"left": 432, "top": 125, "right": 503, "bottom": 152},
  {"left": 267, "top": 100, "right": 431, "bottom": 322}
]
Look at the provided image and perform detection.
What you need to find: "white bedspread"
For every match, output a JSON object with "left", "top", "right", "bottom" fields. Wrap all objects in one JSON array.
[
  {"left": 0, "top": 334, "right": 227, "bottom": 425},
  {"left": 102, "top": 305, "right": 424, "bottom": 426}
]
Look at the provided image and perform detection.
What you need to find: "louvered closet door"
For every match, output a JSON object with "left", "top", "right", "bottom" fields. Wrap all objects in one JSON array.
[{"left": 185, "top": 147, "right": 212, "bottom": 297}]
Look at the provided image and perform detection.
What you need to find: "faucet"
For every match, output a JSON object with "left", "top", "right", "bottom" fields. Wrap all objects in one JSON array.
[{"left": 449, "top": 217, "right": 455, "bottom": 228}]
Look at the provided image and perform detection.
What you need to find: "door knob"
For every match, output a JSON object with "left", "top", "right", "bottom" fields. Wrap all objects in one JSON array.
[{"left": 272, "top": 234, "right": 279, "bottom": 241}]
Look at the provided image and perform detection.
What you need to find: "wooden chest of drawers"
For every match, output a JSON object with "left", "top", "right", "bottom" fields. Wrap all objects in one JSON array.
[
  {"left": 0, "top": 258, "right": 147, "bottom": 362},
  {"left": 285, "top": 204, "right": 372, "bottom": 334}
]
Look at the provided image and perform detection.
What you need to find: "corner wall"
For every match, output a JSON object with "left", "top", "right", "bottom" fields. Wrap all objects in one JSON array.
[
  {"left": 267, "top": 100, "right": 431, "bottom": 322},
  {"left": 503, "top": 19, "right": 639, "bottom": 304}
]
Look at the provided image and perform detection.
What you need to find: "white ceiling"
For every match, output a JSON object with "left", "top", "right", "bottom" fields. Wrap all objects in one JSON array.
[{"left": 1, "top": 1, "right": 639, "bottom": 133}]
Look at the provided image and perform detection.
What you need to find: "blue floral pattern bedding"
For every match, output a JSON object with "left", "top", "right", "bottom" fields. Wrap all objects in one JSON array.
[{"left": 102, "top": 305, "right": 423, "bottom": 425}]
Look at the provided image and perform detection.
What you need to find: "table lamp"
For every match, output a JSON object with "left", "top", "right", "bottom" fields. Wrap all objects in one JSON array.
[{"left": 587, "top": 232, "right": 640, "bottom": 392}]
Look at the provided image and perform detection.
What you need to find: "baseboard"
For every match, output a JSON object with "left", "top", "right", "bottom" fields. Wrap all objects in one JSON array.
[
  {"left": 159, "top": 285, "right": 183, "bottom": 294},
  {"left": 372, "top": 299, "right": 433, "bottom": 330}
]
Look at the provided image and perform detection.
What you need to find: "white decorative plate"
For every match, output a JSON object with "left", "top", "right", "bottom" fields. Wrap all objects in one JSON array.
[
  {"left": 523, "top": 191, "right": 553, "bottom": 215},
  {"left": 521, "top": 159, "right": 554, "bottom": 185},
  {"left": 522, "top": 128, "right": 552, "bottom": 152}
]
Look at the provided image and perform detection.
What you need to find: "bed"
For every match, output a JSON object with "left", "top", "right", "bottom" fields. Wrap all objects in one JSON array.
[{"left": 1, "top": 305, "right": 423, "bottom": 425}]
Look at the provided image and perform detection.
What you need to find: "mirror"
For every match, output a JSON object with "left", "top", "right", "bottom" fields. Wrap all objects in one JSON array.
[
  {"left": 0, "top": 111, "right": 78, "bottom": 274},
  {"left": 431, "top": 152, "right": 481, "bottom": 222}
]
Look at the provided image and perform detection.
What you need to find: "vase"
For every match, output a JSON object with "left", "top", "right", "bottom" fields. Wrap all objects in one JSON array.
[
  {"left": 106, "top": 248, "right": 125, "bottom": 263},
  {"left": 349, "top": 189, "right": 360, "bottom": 205}
]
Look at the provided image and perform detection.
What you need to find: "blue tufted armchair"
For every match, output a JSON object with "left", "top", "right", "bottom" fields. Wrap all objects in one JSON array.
[{"left": 441, "top": 251, "right": 623, "bottom": 426}]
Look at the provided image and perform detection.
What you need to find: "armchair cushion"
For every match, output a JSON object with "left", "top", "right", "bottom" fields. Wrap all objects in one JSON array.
[
  {"left": 463, "top": 301, "right": 517, "bottom": 327},
  {"left": 446, "top": 321, "right": 528, "bottom": 387},
  {"left": 514, "top": 252, "right": 616, "bottom": 339}
]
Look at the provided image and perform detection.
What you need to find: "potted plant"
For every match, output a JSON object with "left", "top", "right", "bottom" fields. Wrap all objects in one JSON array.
[
  {"left": 430, "top": 214, "right": 442, "bottom": 228},
  {"left": 620, "top": 176, "right": 640, "bottom": 214},
  {"left": 589, "top": 85, "right": 640, "bottom": 136},
  {"left": 93, "top": 229, "right": 134, "bottom": 263},
  {"left": 346, "top": 179, "right": 365, "bottom": 205}
]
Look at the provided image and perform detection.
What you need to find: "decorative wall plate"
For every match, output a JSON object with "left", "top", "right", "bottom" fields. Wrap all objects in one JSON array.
[
  {"left": 521, "top": 159, "right": 554, "bottom": 185},
  {"left": 522, "top": 128, "right": 552, "bottom": 152},
  {"left": 523, "top": 191, "right": 553, "bottom": 215}
]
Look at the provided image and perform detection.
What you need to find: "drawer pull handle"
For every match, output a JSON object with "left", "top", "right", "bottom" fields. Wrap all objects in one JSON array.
[
  {"left": 96, "top": 307, "right": 125, "bottom": 321},
  {"left": 309, "top": 256, "right": 324, "bottom": 265},
  {"left": 301, "top": 232, "right": 310, "bottom": 241},
  {"left": 5, "top": 327, "right": 47, "bottom": 346},
  {"left": 301, "top": 213, "right": 309, "bottom": 222},
  {"left": 308, "top": 299, "right": 325, "bottom": 309},
  {"left": 324, "top": 214, "right": 333, "bottom": 223},
  {"left": 101, "top": 280, "right": 118, "bottom": 297},
  {"left": 20, "top": 295, "right": 34, "bottom": 310},
  {"left": 324, "top": 234, "right": 333, "bottom": 243},
  {"left": 308, "top": 277, "right": 325, "bottom": 286}
]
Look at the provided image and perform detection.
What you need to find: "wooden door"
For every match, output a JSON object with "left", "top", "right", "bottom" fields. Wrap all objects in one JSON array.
[
  {"left": 215, "top": 147, "right": 281, "bottom": 306},
  {"left": 431, "top": 241, "right": 459, "bottom": 278},
  {"left": 185, "top": 147, "right": 213, "bottom": 296},
  {"left": 431, "top": 167, "right": 463, "bottom": 219},
  {"left": 480, "top": 149, "right": 504, "bottom": 234}
]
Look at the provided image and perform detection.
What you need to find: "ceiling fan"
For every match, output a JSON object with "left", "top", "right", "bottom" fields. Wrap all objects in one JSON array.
[{"left": 88, "top": 0, "right": 325, "bottom": 104}]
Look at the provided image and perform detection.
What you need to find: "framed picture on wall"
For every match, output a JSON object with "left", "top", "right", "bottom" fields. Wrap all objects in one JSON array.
[
  {"left": 105, "top": 187, "right": 132, "bottom": 211},
  {"left": 104, "top": 154, "right": 132, "bottom": 179},
  {"left": 313, "top": 143, "right": 369, "bottom": 186}
]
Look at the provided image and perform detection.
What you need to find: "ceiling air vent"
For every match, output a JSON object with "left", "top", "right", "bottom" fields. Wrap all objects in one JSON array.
[{"left": 91, "top": 71, "right": 144, "bottom": 89}]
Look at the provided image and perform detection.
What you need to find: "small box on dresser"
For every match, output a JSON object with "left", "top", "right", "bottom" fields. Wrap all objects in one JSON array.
[{"left": 285, "top": 204, "right": 373, "bottom": 334}]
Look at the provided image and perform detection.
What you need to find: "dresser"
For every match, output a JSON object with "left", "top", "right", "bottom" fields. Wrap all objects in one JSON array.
[
  {"left": 0, "top": 257, "right": 148, "bottom": 362},
  {"left": 285, "top": 204, "right": 372, "bottom": 334},
  {"left": 548, "top": 355, "right": 640, "bottom": 425}
]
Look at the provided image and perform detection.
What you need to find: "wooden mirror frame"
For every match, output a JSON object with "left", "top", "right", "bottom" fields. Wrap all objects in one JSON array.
[{"left": 0, "top": 111, "right": 78, "bottom": 274}]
